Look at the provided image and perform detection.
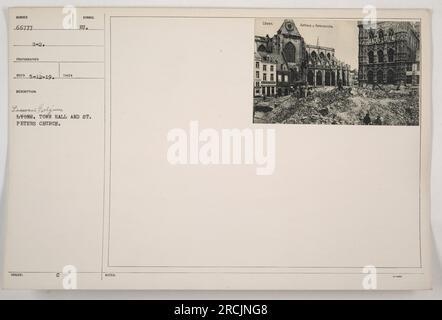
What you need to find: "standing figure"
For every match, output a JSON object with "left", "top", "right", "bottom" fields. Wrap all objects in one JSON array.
[{"left": 363, "top": 112, "right": 372, "bottom": 125}]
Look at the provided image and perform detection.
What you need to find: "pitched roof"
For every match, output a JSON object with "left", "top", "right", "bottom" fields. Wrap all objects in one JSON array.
[
  {"left": 278, "top": 19, "right": 302, "bottom": 38},
  {"left": 257, "top": 51, "right": 285, "bottom": 65}
]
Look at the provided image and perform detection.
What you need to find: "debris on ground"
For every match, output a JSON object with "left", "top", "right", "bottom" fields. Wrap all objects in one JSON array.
[{"left": 253, "top": 86, "right": 419, "bottom": 126}]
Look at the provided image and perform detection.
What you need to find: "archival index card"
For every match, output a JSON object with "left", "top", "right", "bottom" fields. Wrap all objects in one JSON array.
[{"left": 3, "top": 7, "right": 432, "bottom": 290}]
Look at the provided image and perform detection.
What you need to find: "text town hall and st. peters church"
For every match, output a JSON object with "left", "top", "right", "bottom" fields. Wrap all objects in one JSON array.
[{"left": 254, "top": 19, "right": 420, "bottom": 97}]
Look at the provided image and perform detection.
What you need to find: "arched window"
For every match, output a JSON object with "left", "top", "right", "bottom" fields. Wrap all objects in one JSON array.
[
  {"left": 377, "top": 50, "right": 384, "bottom": 63},
  {"left": 258, "top": 44, "right": 266, "bottom": 52},
  {"left": 319, "top": 52, "right": 325, "bottom": 61},
  {"left": 377, "top": 70, "right": 384, "bottom": 84},
  {"left": 283, "top": 42, "right": 296, "bottom": 63},
  {"left": 327, "top": 52, "right": 331, "bottom": 60},
  {"left": 310, "top": 51, "right": 317, "bottom": 62},
  {"left": 388, "top": 49, "right": 395, "bottom": 62},
  {"left": 369, "top": 29, "right": 375, "bottom": 40},
  {"left": 368, "top": 51, "right": 374, "bottom": 63}
]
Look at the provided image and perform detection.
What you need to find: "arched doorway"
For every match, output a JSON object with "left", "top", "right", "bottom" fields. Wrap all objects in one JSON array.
[
  {"left": 387, "top": 69, "right": 395, "bottom": 84},
  {"left": 316, "top": 71, "right": 322, "bottom": 86},
  {"left": 367, "top": 70, "right": 374, "bottom": 84},
  {"left": 307, "top": 70, "right": 314, "bottom": 85},
  {"left": 377, "top": 70, "right": 384, "bottom": 84},
  {"left": 325, "top": 71, "right": 331, "bottom": 86},
  {"left": 283, "top": 42, "right": 296, "bottom": 63},
  {"left": 291, "top": 68, "right": 300, "bottom": 83},
  {"left": 331, "top": 71, "right": 336, "bottom": 86}
]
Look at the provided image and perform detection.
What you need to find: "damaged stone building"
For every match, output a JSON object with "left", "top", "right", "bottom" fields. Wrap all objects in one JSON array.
[
  {"left": 254, "top": 19, "right": 351, "bottom": 97},
  {"left": 357, "top": 21, "right": 420, "bottom": 86}
]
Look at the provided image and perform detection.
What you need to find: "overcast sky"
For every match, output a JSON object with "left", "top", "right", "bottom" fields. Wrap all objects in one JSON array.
[{"left": 255, "top": 18, "right": 359, "bottom": 70}]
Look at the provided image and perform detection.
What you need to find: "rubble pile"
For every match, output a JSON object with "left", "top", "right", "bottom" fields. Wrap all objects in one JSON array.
[
  {"left": 254, "top": 86, "right": 420, "bottom": 126},
  {"left": 349, "top": 87, "right": 420, "bottom": 125}
]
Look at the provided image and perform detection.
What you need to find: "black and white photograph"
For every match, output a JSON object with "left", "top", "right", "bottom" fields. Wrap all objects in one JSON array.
[{"left": 253, "top": 18, "right": 421, "bottom": 125}]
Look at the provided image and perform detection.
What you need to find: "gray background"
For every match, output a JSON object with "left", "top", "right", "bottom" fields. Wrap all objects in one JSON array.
[{"left": 0, "top": 0, "right": 440, "bottom": 299}]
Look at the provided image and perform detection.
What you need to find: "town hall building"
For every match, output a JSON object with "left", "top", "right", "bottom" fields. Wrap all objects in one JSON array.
[{"left": 357, "top": 21, "right": 420, "bottom": 86}]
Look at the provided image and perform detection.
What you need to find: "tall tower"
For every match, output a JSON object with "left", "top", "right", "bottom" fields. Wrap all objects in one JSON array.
[
  {"left": 357, "top": 21, "right": 420, "bottom": 86},
  {"left": 276, "top": 19, "right": 306, "bottom": 83}
]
